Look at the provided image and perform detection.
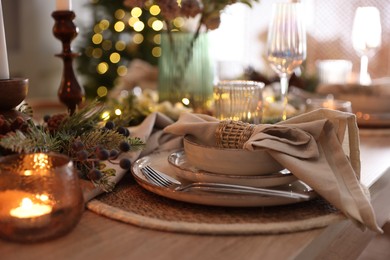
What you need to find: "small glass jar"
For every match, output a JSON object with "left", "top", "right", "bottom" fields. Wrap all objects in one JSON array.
[
  {"left": 0, "top": 153, "right": 84, "bottom": 243},
  {"left": 306, "top": 97, "right": 352, "bottom": 113},
  {"left": 214, "top": 80, "right": 264, "bottom": 124}
]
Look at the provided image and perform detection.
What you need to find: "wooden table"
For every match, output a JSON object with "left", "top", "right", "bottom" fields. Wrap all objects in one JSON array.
[{"left": 1, "top": 132, "right": 390, "bottom": 260}]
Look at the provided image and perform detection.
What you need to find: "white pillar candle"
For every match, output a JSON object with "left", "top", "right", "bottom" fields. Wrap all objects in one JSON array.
[
  {"left": 56, "top": 0, "right": 72, "bottom": 11},
  {"left": 0, "top": 0, "right": 9, "bottom": 79}
]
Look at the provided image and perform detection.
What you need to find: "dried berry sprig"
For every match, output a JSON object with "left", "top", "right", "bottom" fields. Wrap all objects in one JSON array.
[{"left": 67, "top": 121, "right": 141, "bottom": 192}]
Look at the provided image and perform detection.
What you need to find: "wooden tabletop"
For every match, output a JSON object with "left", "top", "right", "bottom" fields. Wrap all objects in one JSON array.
[{"left": 1, "top": 132, "right": 390, "bottom": 260}]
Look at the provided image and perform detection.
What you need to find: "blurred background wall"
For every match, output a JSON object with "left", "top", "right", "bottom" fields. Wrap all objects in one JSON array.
[{"left": 2, "top": 0, "right": 389, "bottom": 100}]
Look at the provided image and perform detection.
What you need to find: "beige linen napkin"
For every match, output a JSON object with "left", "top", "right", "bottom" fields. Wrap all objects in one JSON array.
[
  {"left": 82, "top": 112, "right": 182, "bottom": 201},
  {"left": 164, "top": 109, "right": 382, "bottom": 233}
]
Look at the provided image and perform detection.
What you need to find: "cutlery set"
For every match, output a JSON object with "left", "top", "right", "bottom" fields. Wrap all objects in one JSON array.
[{"left": 141, "top": 165, "right": 311, "bottom": 200}]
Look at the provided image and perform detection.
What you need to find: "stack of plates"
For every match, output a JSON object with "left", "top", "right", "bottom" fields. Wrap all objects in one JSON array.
[
  {"left": 131, "top": 138, "right": 316, "bottom": 207},
  {"left": 167, "top": 150, "right": 297, "bottom": 188}
]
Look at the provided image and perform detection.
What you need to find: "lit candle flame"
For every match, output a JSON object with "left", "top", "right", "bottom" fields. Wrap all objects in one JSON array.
[{"left": 10, "top": 197, "right": 52, "bottom": 219}]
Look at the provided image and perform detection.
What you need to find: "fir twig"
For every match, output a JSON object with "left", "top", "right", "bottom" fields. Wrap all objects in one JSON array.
[
  {"left": 59, "top": 100, "right": 105, "bottom": 135},
  {"left": 0, "top": 122, "right": 62, "bottom": 153}
]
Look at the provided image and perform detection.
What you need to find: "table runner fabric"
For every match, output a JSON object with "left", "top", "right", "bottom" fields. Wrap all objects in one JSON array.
[
  {"left": 87, "top": 176, "right": 345, "bottom": 235},
  {"left": 164, "top": 109, "right": 382, "bottom": 233}
]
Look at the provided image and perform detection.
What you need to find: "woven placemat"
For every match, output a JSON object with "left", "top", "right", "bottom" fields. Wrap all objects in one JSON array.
[{"left": 86, "top": 175, "right": 346, "bottom": 235}]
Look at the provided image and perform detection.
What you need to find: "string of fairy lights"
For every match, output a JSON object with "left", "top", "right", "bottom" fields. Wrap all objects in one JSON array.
[{"left": 80, "top": 1, "right": 184, "bottom": 99}]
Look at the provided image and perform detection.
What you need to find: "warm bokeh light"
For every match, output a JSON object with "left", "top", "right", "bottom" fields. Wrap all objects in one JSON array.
[
  {"left": 133, "top": 33, "right": 144, "bottom": 44},
  {"left": 115, "top": 9, "right": 125, "bottom": 20},
  {"left": 131, "top": 7, "right": 142, "bottom": 18},
  {"left": 99, "top": 19, "right": 110, "bottom": 30},
  {"left": 92, "top": 33, "right": 103, "bottom": 44},
  {"left": 133, "top": 21, "right": 145, "bottom": 32},
  {"left": 114, "top": 21, "right": 125, "bottom": 32},
  {"left": 128, "top": 17, "right": 139, "bottom": 27},
  {"left": 94, "top": 24, "right": 103, "bottom": 34},
  {"left": 152, "top": 46, "right": 161, "bottom": 57},
  {"left": 153, "top": 34, "right": 161, "bottom": 44},
  {"left": 182, "top": 98, "right": 190, "bottom": 106},
  {"left": 117, "top": 65, "right": 128, "bottom": 76},
  {"left": 101, "top": 111, "right": 110, "bottom": 120},
  {"left": 149, "top": 5, "right": 161, "bottom": 16},
  {"left": 173, "top": 17, "right": 185, "bottom": 28},
  {"left": 115, "top": 41, "right": 126, "bottom": 51},
  {"left": 110, "top": 52, "right": 121, "bottom": 63},
  {"left": 152, "top": 20, "right": 164, "bottom": 31},
  {"left": 147, "top": 17, "right": 157, "bottom": 27},
  {"left": 97, "top": 62, "right": 109, "bottom": 74},
  {"left": 97, "top": 86, "right": 108, "bottom": 97},
  {"left": 92, "top": 48, "right": 103, "bottom": 58},
  {"left": 114, "top": 109, "right": 122, "bottom": 116}
]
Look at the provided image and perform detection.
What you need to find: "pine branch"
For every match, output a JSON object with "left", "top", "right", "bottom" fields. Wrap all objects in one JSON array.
[
  {"left": 128, "top": 137, "right": 146, "bottom": 151},
  {"left": 0, "top": 123, "right": 62, "bottom": 153},
  {"left": 59, "top": 100, "right": 105, "bottom": 136},
  {"left": 80, "top": 129, "right": 129, "bottom": 151}
]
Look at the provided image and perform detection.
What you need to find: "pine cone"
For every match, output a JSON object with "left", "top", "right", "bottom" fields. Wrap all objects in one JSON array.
[{"left": 47, "top": 113, "right": 68, "bottom": 133}]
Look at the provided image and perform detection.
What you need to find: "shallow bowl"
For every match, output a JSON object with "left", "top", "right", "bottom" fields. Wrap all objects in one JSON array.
[
  {"left": 183, "top": 136, "right": 284, "bottom": 176},
  {"left": 0, "top": 78, "right": 29, "bottom": 110}
]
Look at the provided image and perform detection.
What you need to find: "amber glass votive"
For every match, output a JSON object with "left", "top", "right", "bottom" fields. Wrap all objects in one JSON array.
[{"left": 0, "top": 153, "right": 84, "bottom": 243}]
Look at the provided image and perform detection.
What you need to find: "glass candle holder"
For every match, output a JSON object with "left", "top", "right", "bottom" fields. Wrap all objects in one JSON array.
[
  {"left": 214, "top": 80, "right": 264, "bottom": 124},
  {"left": 0, "top": 153, "right": 84, "bottom": 243},
  {"left": 306, "top": 97, "right": 352, "bottom": 113}
]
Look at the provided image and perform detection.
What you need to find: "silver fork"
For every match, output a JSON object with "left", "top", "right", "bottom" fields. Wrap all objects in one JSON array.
[{"left": 141, "top": 165, "right": 311, "bottom": 200}]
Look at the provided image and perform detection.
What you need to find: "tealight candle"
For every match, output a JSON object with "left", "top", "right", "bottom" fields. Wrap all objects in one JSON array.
[
  {"left": 306, "top": 96, "right": 352, "bottom": 113},
  {"left": 10, "top": 198, "right": 52, "bottom": 219},
  {"left": 0, "top": 190, "right": 53, "bottom": 229},
  {"left": 0, "top": 0, "right": 9, "bottom": 79},
  {"left": 56, "top": 0, "right": 72, "bottom": 11}
]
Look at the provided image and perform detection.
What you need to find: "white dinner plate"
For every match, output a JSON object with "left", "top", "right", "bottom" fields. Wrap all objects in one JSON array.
[
  {"left": 131, "top": 151, "right": 316, "bottom": 207},
  {"left": 167, "top": 150, "right": 297, "bottom": 188}
]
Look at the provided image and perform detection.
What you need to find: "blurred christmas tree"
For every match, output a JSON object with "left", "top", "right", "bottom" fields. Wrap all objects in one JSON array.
[{"left": 76, "top": 0, "right": 162, "bottom": 99}]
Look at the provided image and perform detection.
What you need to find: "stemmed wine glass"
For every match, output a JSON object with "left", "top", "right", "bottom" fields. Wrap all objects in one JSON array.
[
  {"left": 266, "top": 2, "right": 306, "bottom": 121},
  {"left": 351, "top": 6, "right": 381, "bottom": 86}
]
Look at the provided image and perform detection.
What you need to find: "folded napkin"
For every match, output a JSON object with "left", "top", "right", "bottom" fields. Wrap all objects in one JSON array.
[
  {"left": 164, "top": 109, "right": 382, "bottom": 233},
  {"left": 82, "top": 112, "right": 182, "bottom": 201}
]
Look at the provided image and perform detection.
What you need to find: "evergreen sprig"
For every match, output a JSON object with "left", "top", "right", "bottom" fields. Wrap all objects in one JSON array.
[
  {"left": 0, "top": 101, "right": 145, "bottom": 192},
  {"left": 0, "top": 122, "right": 62, "bottom": 153},
  {"left": 58, "top": 100, "right": 104, "bottom": 136}
]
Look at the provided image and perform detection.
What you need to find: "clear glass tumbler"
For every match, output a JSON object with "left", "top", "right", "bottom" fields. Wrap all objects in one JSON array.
[{"left": 214, "top": 80, "right": 264, "bottom": 124}]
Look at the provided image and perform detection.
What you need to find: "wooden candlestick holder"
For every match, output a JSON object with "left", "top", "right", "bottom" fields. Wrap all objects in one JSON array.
[{"left": 52, "top": 10, "right": 85, "bottom": 115}]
